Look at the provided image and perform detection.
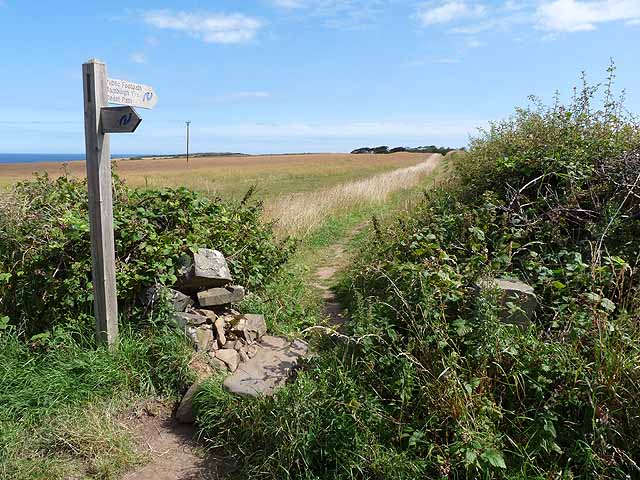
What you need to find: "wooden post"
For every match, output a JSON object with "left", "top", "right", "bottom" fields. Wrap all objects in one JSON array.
[{"left": 82, "top": 59, "right": 118, "bottom": 349}]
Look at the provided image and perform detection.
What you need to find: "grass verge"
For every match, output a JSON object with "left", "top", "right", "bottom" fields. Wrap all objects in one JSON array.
[{"left": 0, "top": 326, "right": 193, "bottom": 479}]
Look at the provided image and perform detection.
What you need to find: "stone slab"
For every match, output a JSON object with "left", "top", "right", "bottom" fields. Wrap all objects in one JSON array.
[
  {"left": 216, "top": 349, "right": 240, "bottom": 372},
  {"left": 197, "top": 286, "right": 245, "bottom": 307},
  {"left": 230, "top": 313, "right": 267, "bottom": 343},
  {"left": 143, "top": 285, "right": 194, "bottom": 312},
  {"left": 223, "top": 336, "right": 309, "bottom": 397},
  {"left": 477, "top": 277, "right": 537, "bottom": 327},
  {"left": 172, "top": 312, "right": 208, "bottom": 329},
  {"left": 176, "top": 381, "right": 201, "bottom": 424},
  {"left": 177, "top": 249, "right": 232, "bottom": 291}
]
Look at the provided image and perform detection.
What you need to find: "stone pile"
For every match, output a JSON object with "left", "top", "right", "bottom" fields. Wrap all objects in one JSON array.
[
  {"left": 143, "top": 248, "right": 269, "bottom": 373},
  {"left": 144, "top": 248, "right": 308, "bottom": 414}
]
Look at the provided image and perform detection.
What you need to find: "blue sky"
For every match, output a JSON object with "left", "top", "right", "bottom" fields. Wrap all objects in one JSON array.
[{"left": 1, "top": 0, "right": 639, "bottom": 154}]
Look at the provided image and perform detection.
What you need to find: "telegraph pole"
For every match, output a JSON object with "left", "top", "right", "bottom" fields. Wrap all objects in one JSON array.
[{"left": 186, "top": 121, "right": 191, "bottom": 163}]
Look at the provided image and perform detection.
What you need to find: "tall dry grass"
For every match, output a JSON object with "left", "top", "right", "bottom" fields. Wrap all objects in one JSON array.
[{"left": 265, "top": 154, "right": 441, "bottom": 236}]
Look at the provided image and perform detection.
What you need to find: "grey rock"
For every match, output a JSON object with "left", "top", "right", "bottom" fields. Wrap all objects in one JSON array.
[
  {"left": 238, "top": 348, "right": 249, "bottom": 363},
  {"left": 177, "top": 249, "right": 232, "bottom": 291},
  {"left": 192, "top": 308, "right": 218, "bottom": 322},
  {"left": 231, "top": 313, "right": 267, "bottom": 343},
  {"left": 186, "top": 327, "right": 198, "bottom": 347},
  {"left": 290, "top": 339, "right": 309, "bottom": 356},
  {"left": 208, "top": 356, "right": 227, "bottom": 371},
  {"left": 197, "top": 286, "right": 245, "bottom": 307},
  {"left": 260, "top": 335, "right": 288, "bottom": 349},
  {"left": 143, "top": 285, "right": 194, "bottom": 312},
  {"left": 222, "top": 340, "right": 238, "bottom": 350},
  {"left": 194, "top": 327, "right": 213, "bottom": 352},
  {"left": 223, "top": 336, "right": 309, "bottom": 397},
  {"left": 172, "top": 312, "right": 208, "bottom": 329},
  {"left": 213, "top": 317, "right": 226, "bottom": 347},
  {"left": 176, "top": 381, "right": 201, "bottom": 424},
  {"left": 477, "top": 278, "right": 536, "bottom": 327},
  {"left": 216, "top": 349, "right": 240, "bottom": 372},
  {"left": 246, "top": 344, "right": 258, "bottom": 359}
]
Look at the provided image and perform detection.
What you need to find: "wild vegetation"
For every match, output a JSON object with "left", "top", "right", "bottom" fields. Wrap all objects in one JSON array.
[
  {"left": 0, "top": 174, "right": 293, "bottom": 335},
  {"left": 192, "top": 69, "right": 640, "bottom": 478},
  {"left": 0, "top": 175, "right": 293, "bottom": 478}
]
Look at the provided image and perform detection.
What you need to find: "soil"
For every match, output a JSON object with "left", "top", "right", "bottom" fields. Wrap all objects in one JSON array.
[
  {"left": 121, "top": 402, "right": 234, "bottom": 480},
  {"left": 312, "top": 226, "right": 364, "bottom": 326}
]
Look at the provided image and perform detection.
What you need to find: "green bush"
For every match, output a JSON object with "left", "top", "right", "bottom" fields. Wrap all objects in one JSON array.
[
  {"left": 0, "top": 175, "right": 295, "bottom": 336},
  {"left": 195, "top": 68, "right": 640, "bottom": 478}
]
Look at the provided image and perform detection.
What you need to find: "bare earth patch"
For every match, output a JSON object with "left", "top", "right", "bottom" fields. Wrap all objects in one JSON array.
[{"left": 121, "top": 402, "right": 232, "bottom": 480}]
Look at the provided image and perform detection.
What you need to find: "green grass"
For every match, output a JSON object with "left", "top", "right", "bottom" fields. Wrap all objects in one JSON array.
[{"left": 0, "top": 326, "right": 193, "bottom": 479}]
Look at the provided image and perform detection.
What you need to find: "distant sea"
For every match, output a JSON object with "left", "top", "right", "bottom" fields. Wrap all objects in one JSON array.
[{"left": 0, "top": 153, "right": 141, "bottom": 164}]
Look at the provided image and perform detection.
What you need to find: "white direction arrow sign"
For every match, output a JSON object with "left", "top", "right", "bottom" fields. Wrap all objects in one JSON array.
[
  {"left": 107, "top": 78, "right": 158, "bottom": 109},
  {"left": 101, "top": 106, "right": 142, "bottom": 133}
]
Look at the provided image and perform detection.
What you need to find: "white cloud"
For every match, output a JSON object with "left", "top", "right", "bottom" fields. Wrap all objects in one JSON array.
[
  {"left": 416, "top": 0, "right": 640, "bottom": 36},
  {"left": 465, "top": 38, "right": 486, "bottom": 47},
  {"left": 129, "top": 52, "right": 147, "bottom": 64},
  {"left": 143, "top": 10, "right": 263, "bottom": 44},
  {"left": 433, "top": 57, "right": 461, "bottom": 63},
  {"left": 416, "top": 1, "right": 487, "bottom": 25},
  {"left": 272, "top": 0, "right": 306, "bottom": 8},
  {"left": 270, "top": 0, "right": 389, "bottom": 29},
  {"left": 207, "top": 91, "right": 272, "bottom": 102},
  {"left": 537, "top": 0, "right": 640, "bottom": 32}
]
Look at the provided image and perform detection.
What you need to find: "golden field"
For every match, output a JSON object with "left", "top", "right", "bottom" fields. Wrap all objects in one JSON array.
[{"left": 0, "top": 152, "right": 431, "bottom": 200}]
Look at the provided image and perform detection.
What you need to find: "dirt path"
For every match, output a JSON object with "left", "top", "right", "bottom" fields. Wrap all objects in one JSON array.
[
  {"left": 122, "top": 225, "right": 364, "bottom": 480},
  {"left": 312, "top": 224, "right": 365, "bottom": 326},
  {"left": 121, "top": 403, "right": 232, "bottom": 480}
]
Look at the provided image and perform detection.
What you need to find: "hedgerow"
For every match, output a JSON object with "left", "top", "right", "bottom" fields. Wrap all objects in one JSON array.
[
  {"left": 0, "top": 175, "right": 296, "bottom": 478},
  {"left": 0, "top": 175, "right": 295, "bottom": 336},
  {"left": 195, "top": 67, "right": 640, "bottom": 478}
]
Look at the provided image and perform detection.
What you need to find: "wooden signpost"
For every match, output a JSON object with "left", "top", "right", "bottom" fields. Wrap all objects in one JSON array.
[
  {"left": 101, "top": 106, "right": 142, "bottom": 133},
  {"left": 82, "top": 59, "right": 157, "bottom": 349}
]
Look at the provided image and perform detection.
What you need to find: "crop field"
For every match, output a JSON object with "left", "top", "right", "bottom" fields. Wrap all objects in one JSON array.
[{"left": 0, "top": 152, "right": 430, "bottom": 200}]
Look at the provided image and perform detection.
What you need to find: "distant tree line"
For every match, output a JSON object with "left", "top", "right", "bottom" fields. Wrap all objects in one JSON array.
[{"left": 351, "top": 145, "right": 461, "bottom": 155}]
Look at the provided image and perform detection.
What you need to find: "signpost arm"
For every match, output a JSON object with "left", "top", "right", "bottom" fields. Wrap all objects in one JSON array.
[{"left": 82, "top": 59, "right": 119, "bottom": 350}]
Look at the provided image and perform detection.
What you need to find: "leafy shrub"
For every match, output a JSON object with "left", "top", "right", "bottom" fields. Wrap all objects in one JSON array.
[
  {"left": 196, "top": 67, "right": 640, "bottom": 478},
  {"left": 0, "top": 174, "right": 295, "bottom": 336}
]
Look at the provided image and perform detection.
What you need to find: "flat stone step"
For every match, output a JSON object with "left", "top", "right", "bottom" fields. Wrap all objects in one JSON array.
[{"left": 223, "top": 335, "right": 308, "bottom": 397}]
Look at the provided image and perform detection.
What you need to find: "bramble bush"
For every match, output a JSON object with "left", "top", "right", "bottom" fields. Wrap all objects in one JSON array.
[
  {"left": 195, "top": 67, "right": 640, "bottom": 478},
  {"left": 0, "top": 174, "right": 295, "bottom": 337}
]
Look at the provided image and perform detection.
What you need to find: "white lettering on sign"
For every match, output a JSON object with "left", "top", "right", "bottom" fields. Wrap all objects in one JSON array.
[{"left": 107, "top": 78, "right": 158, "bottom": 109}]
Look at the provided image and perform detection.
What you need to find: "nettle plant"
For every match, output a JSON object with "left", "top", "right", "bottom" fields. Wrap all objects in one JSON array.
[{"left": 0, "top": 173, "right": 295, "bottom": 337}]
